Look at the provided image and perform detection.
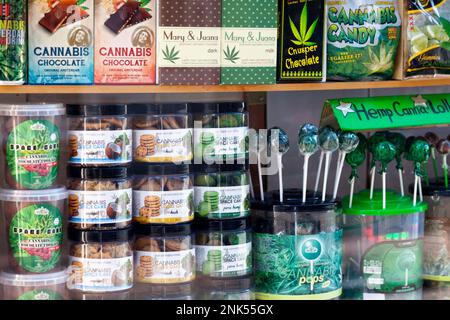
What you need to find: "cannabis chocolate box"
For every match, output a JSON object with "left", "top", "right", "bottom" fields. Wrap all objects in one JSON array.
[
  {"left": 28, "top": 0, "right": 94, "bottom": 84},
  {"left": 221, "top": 0, "right": 278, "bottom": 84},
  {"left": 157, "top": 0, "right": 221, "bottom": 85},
  {"left": 277, "top": 0, "right": 326, "bottom": 82},
  {"left": 95, "top": 0, "right": 156, "bottom": 84}
]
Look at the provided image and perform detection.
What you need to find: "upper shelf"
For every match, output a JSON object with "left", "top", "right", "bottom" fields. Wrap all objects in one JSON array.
[{"left": 1, "top": 78, "right": 450, "bottom": 94}]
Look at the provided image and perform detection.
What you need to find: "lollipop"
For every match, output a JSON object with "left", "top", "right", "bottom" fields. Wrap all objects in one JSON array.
[
  {"left": 268, "top": 127, "right": 290, "bottom": 202},
  {"left": 252, "top": 130, "right": 266, "bottom": 201},
  {"left": 298, "top": 129, "right": 320, "bottom": 203},
  {"left": 368, "top": 132, "right": 387, "bottom": 199},
  {"left": 373, "top": 141, "right": 396, "bottom": 209},
  {"left": 318, "top": 128, "right": 339, "bottom": 201},
  {"left": 387, "top": 132, "right": 406, "bottom": 196},
  {"left": 425, "top": 132, "right": 440, "bottom": 184},
  {"left": 437, "top": 139, "right": 450, "bottom": 188},
  {"left": 409, "top": 139, "right": 431, "bottom": 206},
  {"left": 333, "top": 132, "right": 359, "bottom": 200},
  {"left": 345, "top": 148, "right": 366, "bottom": 208},
  {"left": 299, "top": 123, "right": 319, "bottom": 136},
  {"left": 314, "top": 126, "right": 333, "bottom": 193}
]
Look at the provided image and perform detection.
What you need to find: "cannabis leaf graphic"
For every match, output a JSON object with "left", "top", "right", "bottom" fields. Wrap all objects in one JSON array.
[
  {"left": 162, "top": 45, "right": 180, "bottom": 64},
  {"left": 363, "top": 44, "right": 395, "bottom": 75},
  {"left": 289, "top": 2, "right": 318, "bottom": 46},
  {"left": 224, "top": 45, "right": 240, "bottom": 63}
]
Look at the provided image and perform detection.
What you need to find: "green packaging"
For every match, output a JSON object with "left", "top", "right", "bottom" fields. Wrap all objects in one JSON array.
[
  {"left": 221, "top": 0, "right": 278, "bottom": 84},
  {"left": 277, "top": 0, "right": 326, "bottom": 82}
]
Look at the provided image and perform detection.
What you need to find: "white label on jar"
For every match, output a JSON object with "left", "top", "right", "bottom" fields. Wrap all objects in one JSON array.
[
  {"left": 135, "top": 249, "right": 195, "bottom": 284},
  {"left": 68, "top": 256, "right": 133, "bottom": 292},
  {"left": 132, "top": 189, "right": 194, "bottom": 224},
  {"left": 194, "top": 127, "right": 248, "bottom": 160},
  {"left": 194, "top": 185, "right": 250, "bottom": 218},
  {"left": 69, "top": 189, "right": 132, "bottom": 225},
  {"left": 133, "top": 129, "right": 193, "bottom": 163},
  {"left": 195, "top": 242, "right": 252, "bottom": 276},
  {"left": 68, "top": 130, "right": 132, "bottom": 164}
]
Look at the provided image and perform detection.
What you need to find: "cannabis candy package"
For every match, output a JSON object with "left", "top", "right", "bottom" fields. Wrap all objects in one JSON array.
[
  {"left": 326, "top": 0, "right": 401, "bottom": 81},
  {"left": 406, "top": 0, "right": 450, "bottom": 78}
]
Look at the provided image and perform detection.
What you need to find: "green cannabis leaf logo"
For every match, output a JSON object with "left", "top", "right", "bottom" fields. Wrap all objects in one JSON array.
[
  {"left": 223, "top": 45, "right": 240, "bottom": 63},
  {"left": 162, "top": 45, "right": 180, "bottom": 64},
  {"left": 363, "top": 44, "right": 395, "bottom": 75},
  {"left": 289, "top": 2, "right": 318, "bottom": 46}
]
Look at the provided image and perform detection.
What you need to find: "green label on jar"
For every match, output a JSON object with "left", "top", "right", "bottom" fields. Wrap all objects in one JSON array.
[
  {"left": 254, "top": 231, "right": 343, "bottom": 300},
  {"left": 7, "top": 120, "right": 60, "bottom": 189},
  {"left": 9, "top": 204, "right": 63, "bottom": 273},
  {"left": 17, "top": 289, "right": 63, "bottom": 300}
]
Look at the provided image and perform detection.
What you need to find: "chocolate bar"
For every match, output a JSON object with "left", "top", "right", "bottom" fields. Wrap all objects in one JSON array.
[
  {"left": 104, "top": 0, "right": 140, "bottom": 34},
  {"left": 64, "top": 7, "right": 90, "bottom": 27},
  {"left": 124, "top": 8, "right": 152, "bottom": 29},
  {"left": 39, "top": 0, "right": 89, "bottom": 33}
]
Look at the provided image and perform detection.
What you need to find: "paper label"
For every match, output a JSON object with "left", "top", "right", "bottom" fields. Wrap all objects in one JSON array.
[{"left": 194, "top": 127, "right": 248, "bottom": 160}]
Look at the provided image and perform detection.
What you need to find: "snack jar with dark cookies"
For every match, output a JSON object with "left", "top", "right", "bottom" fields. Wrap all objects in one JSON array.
[
  {"left": 0, "top": 104, "right": 65, "bottom": 190},
  {"left": 133, "top": 223, "right": 195, "bottom": 285},
  {"left": 67, "top": 227, "right": 133, "bottom": 296},
  {"left": 130, "top": 103, "right": 193, "bottom": 164},
  {"left": 66, "top": 104, "right": 132, "bottom": 166},
  {"left": 0, "top": 187, "right": 68, "bottom": 275},
  {"left": 67, "top": 166, "right": 133, "bottom": 231},
  {"left": 133, "top": 163, "right": 194, "bottom": 225}
]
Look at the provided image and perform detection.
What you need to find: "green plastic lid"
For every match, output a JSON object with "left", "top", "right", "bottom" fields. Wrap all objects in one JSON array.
[{"left": 342, "top": 189, "right": 427, "bottom": 216}]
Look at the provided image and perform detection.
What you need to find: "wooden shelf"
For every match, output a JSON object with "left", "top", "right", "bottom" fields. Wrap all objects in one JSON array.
[{"left": 0, "top": 78, "right": 450, "bottom": 94}]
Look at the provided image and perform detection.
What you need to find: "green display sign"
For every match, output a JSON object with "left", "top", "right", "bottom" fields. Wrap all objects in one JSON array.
[{"left": 320, "top": 93, "right": 450, "bottom": 131}]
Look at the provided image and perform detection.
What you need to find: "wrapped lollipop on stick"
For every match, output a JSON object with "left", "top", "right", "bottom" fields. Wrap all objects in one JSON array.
[
  {"left": 373, "top": 141, "right": 396, "bottom": 209},
  {"left": 425, "top": 132, "right": 440, "bottom": 184},
  {"left": 387, "top": 132, "right": 406, "bottom": 196},
  {"left": 298, "top": 125, "right": 320, "bottom": 203},
  {"left": 345, "top": 146, "right": 366, "bottom": 208},
  {"left": 268, "top": 127, "right": 290, "bottom": 202},
  {"left": 408, "top": 139, "right": 431, "bottom": 206},
  {"left": 314, "top": 126, "right": 332, "bottom": 193},
  {"left": 332, "top": 132, "right": 359, "bottom": 200},
  {"left": 251, "top": 130, "right": 265, "bottom": 201},
  {"left": 318, "top": 128, "right": 339, "bottom": 202},
  {"left": 368, "top": 132, "right": 387, "bottom": 199},
  {"left": 437, "top": 139, "right": 450, "bottom": 188}
]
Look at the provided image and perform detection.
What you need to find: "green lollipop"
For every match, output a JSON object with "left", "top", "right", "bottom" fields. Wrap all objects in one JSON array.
[
  {"left": 409, "top": 139, "right": 431, "bottom": 206},
  {"left": 374, "top": 141, "right": 396, "bottom": 209},
  {"left": 368, "top": 132, "right": 387, "bottom": 200},
  {"left": 345, "top": 148, "right": 366, "bottom": 208},
  {"left": 387, "top": 132, "right": 407, "bottom": 196}
]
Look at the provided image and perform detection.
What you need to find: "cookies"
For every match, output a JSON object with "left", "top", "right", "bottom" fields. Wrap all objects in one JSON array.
[
  {"left": 69, "top": 134, "right": 79, "bottom": 157},
  {"left": 69, "top": 194, "right": 80, "bottom": 217}
]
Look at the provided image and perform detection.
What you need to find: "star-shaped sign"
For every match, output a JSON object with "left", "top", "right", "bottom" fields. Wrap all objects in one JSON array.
[
  {"left": 336, "top": 102, "right": 355, "bottom": 118},
  {"left": 412, "top": 95, "right": 428, "bottom": 107}
]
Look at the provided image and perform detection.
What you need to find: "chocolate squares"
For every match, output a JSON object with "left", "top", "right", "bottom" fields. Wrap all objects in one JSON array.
[
  {"left": 104, "top": 1, "right": 152, "bottom": 34},
  {"left": 39, "top": 0, "right": 90, "bottom": 33}
]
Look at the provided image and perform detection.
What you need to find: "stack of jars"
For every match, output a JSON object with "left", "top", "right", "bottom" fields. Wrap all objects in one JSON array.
[
  {"left": 0, "top": 103, "right": 69, "bottom": 300},
  {"left": 65, "top": 104, "right": 134, "bottom": 300}
]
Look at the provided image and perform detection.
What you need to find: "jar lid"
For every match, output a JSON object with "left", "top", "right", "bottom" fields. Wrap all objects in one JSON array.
[
  {"left": 134, "top": 222, "right": 192, "bottom": 237},
  {"left": 67, "top": 166, "right": 131, "bottom": 180},
  {"left": 198, "top": 276, "right": 252, "bottom": 291},
  {"left": 129, "top": 103, "right": 189, "bottom": 115},
  {"left": 0, "top": 269, "right": 68, "bottom": 287},
  {"left": 68, "top": 227, "right": 133, "bottom": 242},
  {"left": 189, "top": 102, "right": 246, "bottom": 114},
  {"left": 0, "top": 187, "right": 68, "bottom": 202},
  {"left": 411, "top": 181, "right": 450, "bottom": 197},
  {"left": 66, "top": 104, "right": 128, "bottom": 116},
  {"left": 194, "top": 218, "right": 250, "bottom": 232},
  {"left": 0, "top": 103, "right": 65, "bottom": 116},
  {"left": 133, "top": 163, "right": 192, "bottom": 176},
  {"left": 193, "top": 164, "right": 248, "bottom": 174}
]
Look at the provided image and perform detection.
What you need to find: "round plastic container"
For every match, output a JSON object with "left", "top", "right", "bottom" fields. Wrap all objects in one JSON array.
[
  {"left": 0, "top": 187, "right": 68, "bottom": 274},
  {"left": 134, "top": 223, "right": 195, "bottom": 284},
  {"left": 66, "top": 104, "right": 132, "bottom": 166},
  {"left": 67, "top": 227, "right": 134, "bottom": 293},
  {"left": 133, "top": 164, "right": 194, "bottom": 224},
  {"left": 342, "top": 189, "right": 427, "bottom": 300},
  {"left": 133, "top": 283, "right": 193, "bottom": 300},
  {"left": 0, "top": 104, "right": 65, "bottom": 190},
  {"left": 190, "top": 102, "right": 249, "bottom": 163},
  {"left": 252, "top": 189, "right": 342, "bottom": 300},
  {"left": 131, "top": 104, "right": 193, "bottom": 164},
  {"left": 67, "top": 166, "right": 132, "bottom": 230},
  {"left": 0, "top": 269, "right": 68, "bottom": 300},
  {"left": 194, "top": 218, "right": 252, "bottom": 278},
  {"left": 196, "top": 276, "right": 254, "bottom": 300},
  {"left": 194, "top": 164, "right": 250, "bottom": 219},
  {"left": 69, "top": 290, "right": 132, "bottom": 300}
]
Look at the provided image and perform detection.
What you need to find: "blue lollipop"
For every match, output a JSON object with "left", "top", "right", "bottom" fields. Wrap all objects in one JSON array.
[
  {"left": 298, "top": 127, "right": 320, "bottom": 203},
  {"left": 268, "top": 127, "right": 290, "bottom": 202}
]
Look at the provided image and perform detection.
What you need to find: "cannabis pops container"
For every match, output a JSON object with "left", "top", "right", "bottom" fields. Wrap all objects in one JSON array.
[
  {"left": 342, "top": 190, "right": 426, "bottom": 300},
  {"left": 252, "top": 189, "right": 342, "bottom": 300}
]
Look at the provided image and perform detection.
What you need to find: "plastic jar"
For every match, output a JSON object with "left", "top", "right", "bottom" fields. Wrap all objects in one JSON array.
[
  {"left": 134, "top": 223, "right": 195, "bottom": 284},
  {"left": 196, "top": 276, "right": 254, "bottom": 300},
  {"left": 66, "top": 104, "right": 132, "bottom": 166},
  {"left": 252, "top": 189, "right": 342, "bottom": 300},
  {"left": 0, "top": 103, "right": 65, "bottom": 190},
  {"left": 132, "top": 104, "right": 193, "bottom": 163},
  {"left": 0, "top": 270, "right": 68, "bottom": 300},
  {"left": 67, "top": 227, "right": 134, "bottom": 293},
  {"left": 194, "top": 164, "right": 250, "bottom": 219},
  {"left": 0, "top": 187, "right": 67, "bottom": 274},
  {"left": 67, "top": 166, "right": 132, "bottom": 230},
  {"left": 133, "top": 283, "right": 193, "bottom": 300},
  {"left": 133, "top": 164, "right": 194, "bottom": 224},
  {"left": 194, "top": 218, "right": 252, "bottom": 278},
  {"left": 342, "top": 190, "right": 426, "bottom": 300},
  {"left": 190, "top": 102, "right": 249, "bottom": 163}
]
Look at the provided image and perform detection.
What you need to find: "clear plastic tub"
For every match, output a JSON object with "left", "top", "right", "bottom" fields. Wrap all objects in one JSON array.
[
  {"left": 133, "top": 283, "right": 193, "bottom": 300},
  {"left": 0, "top": 269, "right": 68, "bottom": 300},
  {"left": 252, "top": 189, "right": 342, "bottom": 300},
  {"left": 342, "top": 190, "right": 426, "bottom": 300},
  {"left": 195, "top": 276, "right": 254, "bottom": 300},
  {"left": 133, "top": 164, "right": 194, "bottom": 224},
  {"left": 66, "top": 104, "right": 132, "bottom": 166},
  {"left": 131, "top": 104, "right": 193, "bottom": 164},
  {"left": 0, "top": 104, "right": 65, "bottom": 190},
  {"left": 0, "top": 187, "right": 68, "bottom": 274}
]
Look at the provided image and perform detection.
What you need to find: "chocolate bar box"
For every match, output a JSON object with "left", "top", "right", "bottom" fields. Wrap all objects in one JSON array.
[
  {"left": 95, "top": 0, "right": 156, "bottom": 84},
  {"left": 28, "top": 0, "right": 94, "bottom": 84}
]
